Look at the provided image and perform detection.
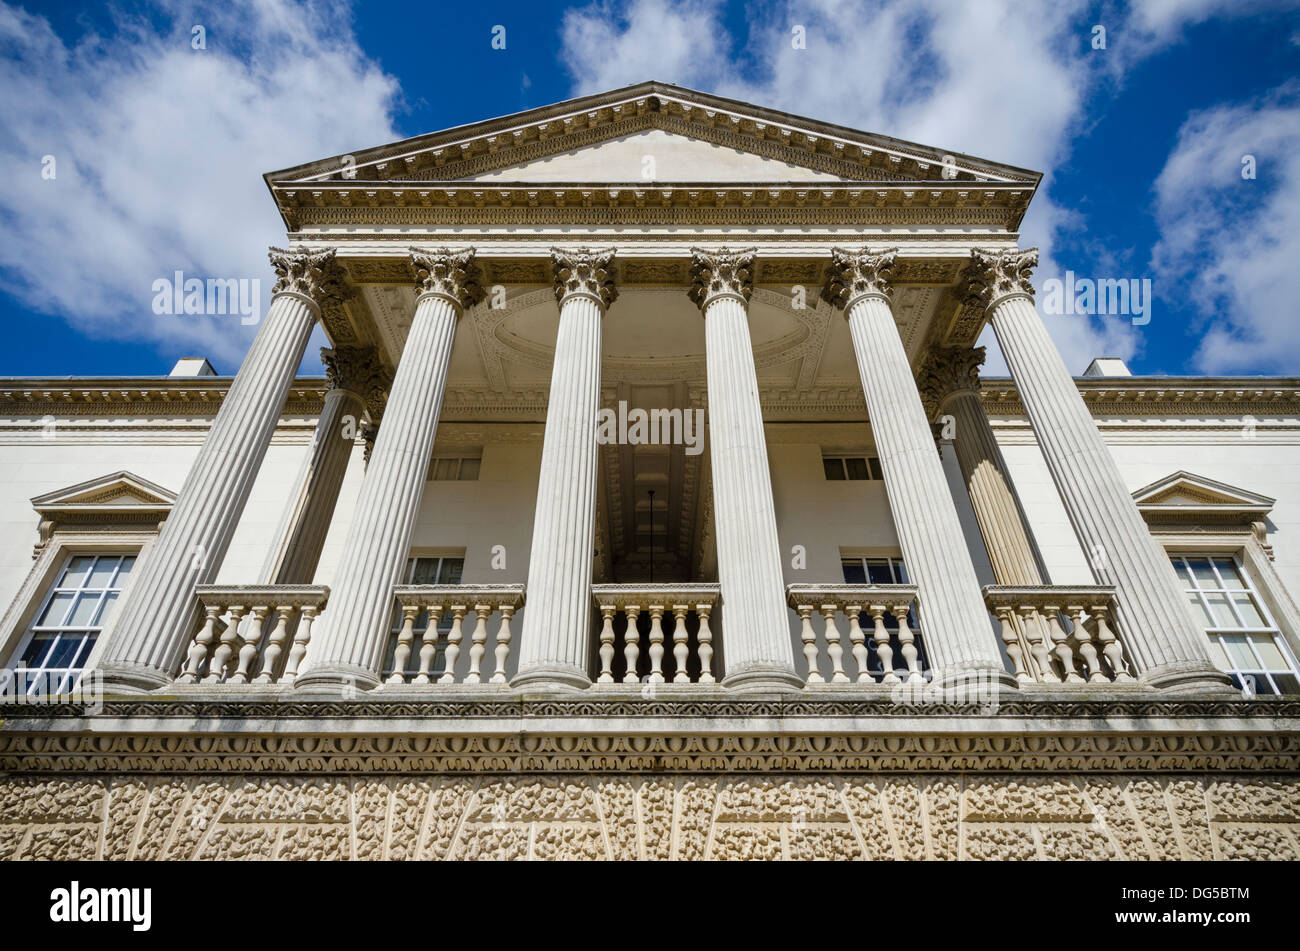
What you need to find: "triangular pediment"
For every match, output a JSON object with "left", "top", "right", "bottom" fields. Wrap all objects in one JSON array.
[
  {"left": 1132, "top": 471, "right": 1274, "bottom": 515},
  {"left": 266, "top": 81, "right": 1040, "bottom": 189},
  {"left": 32, "top": 471, "right": 177, "bottom": 513}
]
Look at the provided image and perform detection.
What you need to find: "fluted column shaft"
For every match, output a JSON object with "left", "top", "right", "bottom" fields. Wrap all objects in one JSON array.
[
  {"left": 515, "top": 248, "right": 617, "bottom": 690},
  {"left": 296, "top": 248, "right": 481, "bottom": 690},
  {"left": 100, "top": 249, "right": 338, "bottom": 690},
  {"left": 296, "top": 297, "right": 457, "bottom": 687},
  {"left": 942, "top": 388, "right": 1047, "bottom": 586},
  {"left": 261, "top": 384, "right": 365, "bottom": 585},
  {"left": 690, "top": 248, "right": 801, "bottom": 690},
  {"left": 987, "top": 290, "right": 1228, "bottom": 690},
  {"left": 844, "top": 296, "right": 1009, "bottom": 684}
]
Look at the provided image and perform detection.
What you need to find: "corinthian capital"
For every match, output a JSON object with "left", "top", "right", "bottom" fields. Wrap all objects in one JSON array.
[
  {"left": 268, "top": 247, "right": 346, "bottom": 306},
  {"left": 820, "top": 247, "right": 898, "bottom": 310},
  {"left": 551, "top": 247, "right": 618, "bottom": 308},
  {"left": 688, "top": 247, "right": 756, "bottom": 311},
  {"left": 963, "top": 248, "right": 1038, "bottom": 312},
  {"left": 408, "top": 247, "right": 485, "bottom": 311},
  {"left": 321, "top": 345, "right": 392, "bottom": 419},
  {"left": 916, "top": 346, "right": 986, "bottom": 420}
]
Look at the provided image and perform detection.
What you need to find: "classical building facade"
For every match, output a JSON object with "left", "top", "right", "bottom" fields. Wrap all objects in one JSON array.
[{"left": 1, "top": 83, "right": 1297, "bottom": 860}]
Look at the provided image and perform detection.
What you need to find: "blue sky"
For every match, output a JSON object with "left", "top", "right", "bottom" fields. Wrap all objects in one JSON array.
[{"left": 1, "top": 0, "right": 1298, "bottom": 377}]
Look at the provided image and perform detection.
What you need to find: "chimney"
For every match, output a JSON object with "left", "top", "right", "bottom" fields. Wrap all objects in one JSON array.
[
  {"left": 169, "top": 357, "right": 218, "bottom": 377},
  {"left": 1082, "top": 357, "right": 1132, "bottom": 378}
]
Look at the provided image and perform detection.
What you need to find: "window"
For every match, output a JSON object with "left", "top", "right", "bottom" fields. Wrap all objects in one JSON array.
[
  {"left": 823, "top": 454, "right": 883, "bottom": 481},
  {"left": 840, "top": 556, "right": 928, "bottom": 677},
  {"left": 428, "top": 456, "right": 480, "bottom": 481},
  {"left": 1172, "top": 553, "right": 1300, "bottom": 695},
  {"left": 381, "top": 555, "right": 464, "bottom": 679},
  {"left": 10, "top": 553, "right": 135, "bottom": 695}
]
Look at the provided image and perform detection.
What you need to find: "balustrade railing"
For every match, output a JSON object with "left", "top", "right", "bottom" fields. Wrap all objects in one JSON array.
[
  {"left": 982, "top": 585, "right": 1134, "bottom": 685},
  {"left": 785, "top": 584, "right": 923, "bottom": 685},
  {"left": 591, "top": 584, "right": 720, "bottom": 684},
  {"left": 386, "top": 584, "right": 525, "bottom": 685},
  {"left": 178, "top": 585, "right": 329, "bottom": 685}
]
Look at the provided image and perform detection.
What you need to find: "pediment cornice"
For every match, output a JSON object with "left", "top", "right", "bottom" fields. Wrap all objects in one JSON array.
[{"left": 267, "top": 83, "right": 1040, "bottom": 190}]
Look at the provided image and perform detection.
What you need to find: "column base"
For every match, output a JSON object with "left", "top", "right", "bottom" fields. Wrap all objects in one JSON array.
[
  {"left": 510, "top": 662, "right": 591, "bottom": 692},
  {"left": 1139, "top": 659, "right": 1236, "bottom": 695},
  {"left": 292, "top": 663, "right": 381, "bottom": 695},
  {"left": 97, "top": 661, "right": 172, "bottom": 694},
  {"left": 722, "top": 663, "right": 804, "bottom": 693}
]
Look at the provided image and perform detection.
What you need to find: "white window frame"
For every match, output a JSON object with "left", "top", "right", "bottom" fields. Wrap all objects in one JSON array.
[
  {"left": 427, "top": 454, "right": 481, "bottom": 482},
  {"left": 1170, "top": 551, "right": 1300, "bottom": 694},
  {"left": 822, "top": 452, "right": 884, "bottom": 482}
]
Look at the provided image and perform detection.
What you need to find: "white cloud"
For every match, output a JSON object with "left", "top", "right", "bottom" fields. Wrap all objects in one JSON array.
[
  {"left": 0, "top": 0, "right": 400, "bottom": 371},
  {"left": 1150, "top": 81, "right": 1300, "bottom": 374},
  {"left": 559, "top": 0, "right": 1152, "bottom": 373}
]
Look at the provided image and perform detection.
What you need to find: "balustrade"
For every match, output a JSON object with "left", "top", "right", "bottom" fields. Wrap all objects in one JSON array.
[
  {"left": 386, "top": 584, "right": 524, "bottom": 685},
  {"left": 178, "top": 585, "right": 329, "bottom": 685},
  {"left": 785, "top": 584, "right": 923, "bottom": 685},
  {"left": 591, "top": 585, "right": 720, "bottom": 684},
  {"left": 982, "top": 585, "right": 1134, "bottom": 684}
]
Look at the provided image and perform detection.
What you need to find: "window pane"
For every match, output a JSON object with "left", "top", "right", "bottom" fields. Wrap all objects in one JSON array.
[
  {"left": 1271, "top": 673, "right": 1300, "bottom": 695},
  {"left": 1251, "top": 635, "right": 1288, "bottom": 670},
  {"left": 1231, "top": 593, "right": 1266, "bottom": 628},
  {"left": 1186, "top": 592, "right": 1214, "bottom": 626},
  {"left": 865, "top": 560, "right": 894, "bottom": 584},
  {"left": 1170, "top": 558, "right": 1193, "bottom": 586},
  {"left": 868, "top": 457, "right": 884, "bottom": 480},
  {"left": 1204, "top": 592, "right": 1237, "bottom": 627},
  {"left": 458, "top": 457, "right": 481, "bottom": 480},
  {"left": 44, "top": 633, "right": 86, "bottom": 670},
  {"left": 439, "top": 559, "right": 464, "bottom": 585},
  {"left": 845, "top": 458, "right": 869, "bottom": 480},
  {"left": 409, "top": 558, "right": 439, "bottom": 584},
  {"left": 434, "top": 458, "right": 458, "bottom": 481},
  {"left": 115, "top": 555, "right": 136, "bottom": 580},
  {"left": 895, "top": 560, "right": 909, "bottom": 584},
  {"left": 823, "top": 458, "right": 845, "bottom": 480},
  {"left": 86, "top": 557, "right": 118, "bottom": 589},
  {"left": 37, "top": 592, "right": 75, "bottom": 627},
  {"left": 67, "top": 593, "right": 102, "bottom": 627},
  {"left": 841, "top": 560, "right": 866, "bottom": 584},
  {"left": 60, "top": 555, "right": 95, "bottom": 588},
  {"left": 1189, "top": 558, "right": 1219, "bottom": 588},
  {"left": 1213, "top": 558, "right": 1246, "bottom": 589},
  {"left": 20, "top": 632, "right": 57, "bottom": 667},
  {"left": 1221, "top": 633, "right": 1256, "bottom": 668},
  {"left": 93, "top": 591, "right": 120, "bottom": 626}
]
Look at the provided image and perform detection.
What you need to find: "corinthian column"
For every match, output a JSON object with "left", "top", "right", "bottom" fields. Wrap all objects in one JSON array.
[
  {"left": 917, "top": 346, "right": 1047, "bottom": 586},
  {"left": 967, "top": 248, "right": 1229, "bottom": 691},
  {"left": 295, "top": 249, "right": 482, "bottom": 691},
  {"left": 99, "top": 248, "right": 342, "bottom": 691},
  {"left": 823, "top": 249, "right": 1010, "bottom": 688},
  {"left": 513, "top": 248, "right": 617, "bottom": 691},
  {"left": 260, "top": 346, "right": 390, "bottom": 585},
  {"left": 689, "top": 248, "right": 802, "bottom": 690}
]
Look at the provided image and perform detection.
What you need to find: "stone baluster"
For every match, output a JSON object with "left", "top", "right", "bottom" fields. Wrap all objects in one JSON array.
[
  {"left": 492, "top": 605, "right": 515, "bottom": 685},
  {"left": 646, "top": 606, "right": 666, "bottom": 684},
  {"left": 796, "top": 604, "right": 821, "bottom": 684},
  {"left": 894, "top": 605, "right": 923, "bottom": 683},
  {"left": 253, "top": 604, "right": 293, "bottom": 684},
  {"left": 230, "top": 607, "right": 267, "bottom": 684},
  {"left": 413, "top": 604, "right": 444, "bottom": 685},
  {"left": 440, "top": 605, "right": 466, "bottom": 684},
  {"left": 205, "top": 604, "right": 246, "bottom": 684},
  {"left": 179, "top": 605, "right": 221, "bottom": 684},
  {"left": 283, "top": 605, "right": 317, "bottom": 683},
  {"left": 622, "top": 605, "right": 641, "bottom": 684},
  {"left": 597, "top": 605, "right": 617, "bottom": 683},
  {"left": 846, "top": 604, "right": 870, "bottom": 683},
  {"left": 671, "top": 605, "right": 690, "bottom": 683},
  {"left": 389, "top": 605, "right": 418, "bottom": 685},
  {"left": 819, "top": 604, "right": 849, "bottom": 683},
  {"left": 696, "top": 602, "right": 715, "bottom": 684},
  {"left": 870, "top": 605, "right": 896, "bottom": 685},
  {"left": 466, "top": 604, "right": 492, "bottom": 684}
]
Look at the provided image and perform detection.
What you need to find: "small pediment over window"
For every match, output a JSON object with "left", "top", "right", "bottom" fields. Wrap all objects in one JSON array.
[
  {"left": 1132, "top": 471, "right": 1273, "bottom": 525},
  {"left": 31, "top": 471, "right": 175, "bottom": 526}
]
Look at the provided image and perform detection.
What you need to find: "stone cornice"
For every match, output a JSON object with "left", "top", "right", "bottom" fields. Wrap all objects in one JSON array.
[
  {"left": 273, "top": 183, "right": 1033, "bottom": 231},
  {"left": 1, "top": 697, "right": 1296, "bottom": 773}
]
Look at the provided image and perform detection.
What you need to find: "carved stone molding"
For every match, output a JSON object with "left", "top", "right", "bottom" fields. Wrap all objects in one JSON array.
[
  {"left": 407, "top": 247, "right": 485, "bottom": 311},
  {"left": 821, "top": 247, "right": 899, "bottom": 310},
  {"left": 963, "top": 247, "right": 1039, "bottom": 313},
  {"left": 917, "top": 346, "right": 986, "bottom": 420},
  {"left": 267, "top": 246, "right": 346, "bottom": 307},
  {"left": 688, "top": 247, "right": 756, "bottom": 310},
  {"left": 550, "top": 247, "right": 619, "bottom": 308}
]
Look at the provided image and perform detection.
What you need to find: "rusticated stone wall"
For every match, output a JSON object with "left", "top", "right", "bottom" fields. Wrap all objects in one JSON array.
[{"left": 1, "top": 773, "right": 1297, "bottom": 860}]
